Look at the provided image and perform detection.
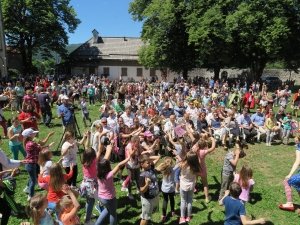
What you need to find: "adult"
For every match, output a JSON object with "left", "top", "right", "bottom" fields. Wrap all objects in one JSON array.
[
  {"left": 57, "top": 96, "right": 75, "bottom": 133},
  {"left": 121, "top": 106, "right": 134, "bottom": 128},
  {"left": 251, "top": 108, "right": 266, "bottom": 142},
  {"left": 279, "top": 136, "right": 300, "bottom": 212},
  {"left": 18, "top": 104, "right": 40, "bottom": 130},
  {"left": 292, "top": 89, "right": 300, "bottom": 118},
  {"left": 37, "top": 87, "right": 52, "bottom": 127},
  {"left": 237, "top": 109, "right": 257, "bottom": 143},
  {"left": 8, "top": 117, "right": 25, "bottom": 160}
]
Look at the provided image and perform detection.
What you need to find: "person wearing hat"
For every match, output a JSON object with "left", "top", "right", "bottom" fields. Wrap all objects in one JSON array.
[
  {"left": 22, "top": 128, "right": 42, "bottom": 201},
  {"left": 57, "top": 96, "right": 75, "bottom": 133}
]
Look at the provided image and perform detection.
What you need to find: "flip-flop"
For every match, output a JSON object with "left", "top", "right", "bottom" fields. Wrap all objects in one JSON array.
[{"left": 278, "top": 204, "right": 295, "bottom": 212}]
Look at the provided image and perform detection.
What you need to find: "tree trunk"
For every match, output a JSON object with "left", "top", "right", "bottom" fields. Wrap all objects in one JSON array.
[
  {"left": 213, "top": 67, "right": 220, "bottom": 80},
  {"left": 182, "top": 69, "right": 188, "bottom": 80},
  {"left": 250, "top": 59, "right": 266, "bottom": 81}
]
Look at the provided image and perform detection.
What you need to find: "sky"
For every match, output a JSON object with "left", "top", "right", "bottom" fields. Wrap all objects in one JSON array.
[{"left": 68, "top": 0, "right": 142, "bottom": 44}]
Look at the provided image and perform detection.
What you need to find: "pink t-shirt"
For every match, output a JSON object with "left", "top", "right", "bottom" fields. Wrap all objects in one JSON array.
[
  {"left": 97, "top": 171, "right": 116, "bottom": 200},
  {"left": 192, "top": 144, "right": 208, "bottom": 177},
  {"left": 234, "top": 173, "right": 255, "bottom": 202},
  {"left": 83, "top": 159, "right": 97, "bottom": 179}
]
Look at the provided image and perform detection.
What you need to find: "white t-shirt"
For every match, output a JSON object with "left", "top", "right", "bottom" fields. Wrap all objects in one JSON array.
[
  {"left": 61, "top": 141, "right": 78, "bottom": 167},
  {"left": 40, "top": 160, "right": 53, "bottom": 177}
]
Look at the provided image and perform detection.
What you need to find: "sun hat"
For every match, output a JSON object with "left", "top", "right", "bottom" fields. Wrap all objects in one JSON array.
[{"left": 22, "top": 128, "right": 39, "bottom": 138}]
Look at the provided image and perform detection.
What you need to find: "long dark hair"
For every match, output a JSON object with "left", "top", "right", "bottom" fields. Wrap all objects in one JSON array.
[
  {"left": 97, "top": 159, "right": 111, "bottom": 180},
  {"left": 82, "top": 147, "right": 96, "bottom": 167},
  {"left": 185, "top": 151, "right": 201, "bottom": 174}
]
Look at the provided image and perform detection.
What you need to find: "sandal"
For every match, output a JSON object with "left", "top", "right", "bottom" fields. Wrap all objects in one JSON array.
[{"left": 279, "top": 204, "right": 295, "bottom": 211}]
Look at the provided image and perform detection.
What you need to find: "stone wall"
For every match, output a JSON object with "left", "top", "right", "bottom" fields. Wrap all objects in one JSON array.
[{"left": 187, "top": 68, "right": 300, "bottom": 84}]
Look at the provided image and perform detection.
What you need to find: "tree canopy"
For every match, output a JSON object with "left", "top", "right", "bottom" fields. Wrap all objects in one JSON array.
[
  {"left": 2, "top": 0, "right": 80, "bottom": 75},
  {"left": 130, "top": 0, "right": 300, "bottom": 80}
]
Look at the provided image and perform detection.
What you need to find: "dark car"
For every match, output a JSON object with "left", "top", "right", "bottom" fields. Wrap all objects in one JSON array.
[{"left": 261, "top": 76, "right": 282, "bottom": 90}]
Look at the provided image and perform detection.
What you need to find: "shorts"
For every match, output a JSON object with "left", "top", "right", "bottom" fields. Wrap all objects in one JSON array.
[{"left": 140, "top": 196, "right": 159, "bottom": 220}]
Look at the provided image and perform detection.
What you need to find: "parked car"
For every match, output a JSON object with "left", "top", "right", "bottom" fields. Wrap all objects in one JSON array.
[{"left": 261, "top": 76, "right": 282, "bottom": 90}]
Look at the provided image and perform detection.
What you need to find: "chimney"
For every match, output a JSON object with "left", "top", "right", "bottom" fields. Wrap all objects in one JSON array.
[{"left": 92, "top": 29, "right": 99, "bottom": 44}]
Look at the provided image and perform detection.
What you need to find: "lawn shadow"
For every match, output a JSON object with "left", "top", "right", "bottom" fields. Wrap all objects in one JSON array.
[
  {"left": 248, "top": 192, "right": 262, "bottom": 205},
  {"left": 15, "top": 202, "right": 29, "bottom": 220}
]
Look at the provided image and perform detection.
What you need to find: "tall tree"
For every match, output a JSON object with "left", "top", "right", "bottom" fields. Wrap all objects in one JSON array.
[
  {"left": 2, "top": 0, "right": 80, "bottom": 75},
  {"left": 129, "top": 0, "right": 196, "bottom": 80}
]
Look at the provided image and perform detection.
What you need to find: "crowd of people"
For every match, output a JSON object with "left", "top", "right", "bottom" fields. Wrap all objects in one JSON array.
[{"left": 0, "top": 75, "right": 298, "bottom": 225}]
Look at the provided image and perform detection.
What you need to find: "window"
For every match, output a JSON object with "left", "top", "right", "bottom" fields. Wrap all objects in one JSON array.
[
  {"left": 137, "top": 68, "right": 143, "bottom": 77},
  {"left": 150, "top": 68, "right": 156, "bottom": 77},
  {"left": 103, "top": 67, "right": 110, "bottom": 76},
  {"left": 121, "top": 67, "right": 127, "bottom": 76}
]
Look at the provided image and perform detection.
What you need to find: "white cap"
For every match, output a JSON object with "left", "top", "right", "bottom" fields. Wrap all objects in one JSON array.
[{"left": 22, "top": 128, "right": 39, "bottom": 138}]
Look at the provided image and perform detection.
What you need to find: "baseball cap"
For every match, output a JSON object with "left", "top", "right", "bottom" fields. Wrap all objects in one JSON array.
[{"left": 22, "top": 128, "right": 39, "bottom": 138}]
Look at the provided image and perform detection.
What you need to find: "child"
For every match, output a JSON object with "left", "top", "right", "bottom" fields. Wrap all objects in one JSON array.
[
  {"left": 25, "top": 193, "right": 55, "bottom": 225},
  {"left": 178, "top": 151, "right": 201, "bottom": 224},
  {"left": 37, "top": 148, "right": 53, "bottom": 190},
  {"left": 38, "top": 163, "right": 73, "bottom": 211},
  {"left": 218, "top": 142, "right": 245, "bottom": 205},
  {"left": 80, "top": 148, "right": 97, "bottom": 224},
  {"left": 279, "top": 136, "right": 300, "bottom": 212},
  {"left": 264, "top": 112, "right": 279, "bottom": 146},
  {"left": 61, "top": 131, "right": 88, "bottom": 187},
  {"left": 282, "top": 112, "right": 292, "bottom": 145},
  {"left": 80, "top": 97, "right": 92, "bottom": 127},
  {"left": 156, "top": 157, "right": 176, "bottom": 222},
  {"left": 233, "top": 165, "right": 255, "bottom": 203},
  {"left": 96, "top": 144, "right": 134, "bottom": 225},
  {"left": 58, "top": 186, "right": 80, "bottom": 225},
  {"left": 221, "top": 182, "right": 265, "bottom": 225},
  {"left": 139, "top": 154, "right": 161, "bottom": 225},
  {"left": 192, "top": 136, "right": 216, "bottom": 203}
]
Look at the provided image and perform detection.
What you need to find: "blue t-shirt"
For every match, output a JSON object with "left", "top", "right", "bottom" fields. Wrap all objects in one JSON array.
[
  {"left": 40, "top": 210, "right": 55, "bottom": 225},
  {"left": 57, "top": 104, "right": 73, "bottom": 126},
  {"left": 223, "top": 196, "right": 246, "bottom": 225}
]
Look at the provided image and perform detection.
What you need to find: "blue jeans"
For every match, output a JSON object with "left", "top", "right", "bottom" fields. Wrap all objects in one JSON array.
[
  {"left": 95, "top": 197, "right": 117, "bottom": 225},
  {"left": 9, "top": 144, "right": 26, "bottom": 160},
  {"left": 85, "top": 197, "right": 95, "bottom": 222},
  {"left": 25, "top": 163, "right": 37, "bottom": 197},
  {"left": 180, "top": 189, "right": 194, "bottom": 218}
]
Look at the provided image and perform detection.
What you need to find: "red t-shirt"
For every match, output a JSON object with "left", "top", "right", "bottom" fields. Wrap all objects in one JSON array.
[
  {"left": 18, "top": 111, "right": 39, "bottom": 130},
  {"left": 38, "top": 170, "right": 74, "bottom": 203}
]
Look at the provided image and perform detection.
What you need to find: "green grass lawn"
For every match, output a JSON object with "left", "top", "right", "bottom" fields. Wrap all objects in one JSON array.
[{"left": 2, "top": 103, "right": 300, "bottom": 225}]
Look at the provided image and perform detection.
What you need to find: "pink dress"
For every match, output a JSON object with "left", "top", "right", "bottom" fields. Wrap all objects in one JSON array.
[{"left": 234, "top": 173, "right": 255, "bottom": 202}]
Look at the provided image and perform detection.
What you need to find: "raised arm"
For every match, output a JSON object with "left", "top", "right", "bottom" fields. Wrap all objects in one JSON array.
[
  {"left": 207, "top": 137, "right": 216, "bottom": 154},
  {"left": 38, "top": 131, "right": 55, "bottom": 146}
]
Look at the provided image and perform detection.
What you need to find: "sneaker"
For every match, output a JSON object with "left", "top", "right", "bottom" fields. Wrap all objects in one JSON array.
[
  {"left": 23, "top": 186, "right": 29, "bottom": 194},
  {"left": 127, "top": 194, "right": 134, "bottom": 200},
  {"left": 218, "top": 199, "right": 224, "bottom": 206},
  {"left": 27, "top": 195, "right": 31, "bottom": 202},
  {"left": 171, "top": 211, "right": 176, "bottom": 217},
  {"left": 186, "top": 216, "right": 191, "bottom": 222},
  {"left": 121, "top": 187, "right": 128, "bottom": 192},
  {"left": 179, "top": 217, "right": 186, "bottom": 224},
  {"left": 136, "top": 190, "right": 140, "bottom": 195},
  {"left": 205, "top": 195, "right": 211, "bottom": 204}
]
